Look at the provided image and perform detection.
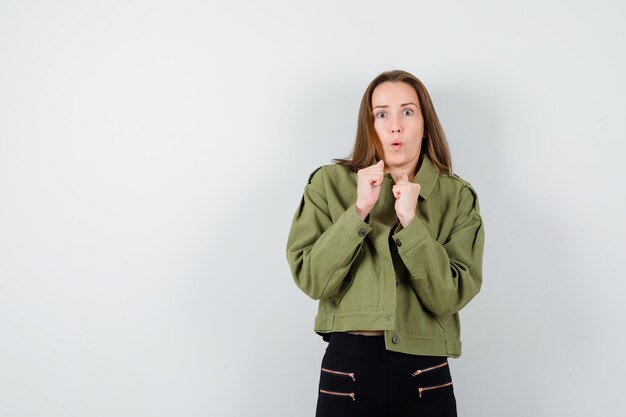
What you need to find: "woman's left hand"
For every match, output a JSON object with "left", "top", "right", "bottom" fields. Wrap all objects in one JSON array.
[{"left": 392, "top": 174, "right": 421, "bottom": 228}]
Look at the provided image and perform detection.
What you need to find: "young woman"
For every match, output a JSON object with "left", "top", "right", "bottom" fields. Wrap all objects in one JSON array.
[{"left": 286, "top": 69, "right": 485, "bottom": 417}]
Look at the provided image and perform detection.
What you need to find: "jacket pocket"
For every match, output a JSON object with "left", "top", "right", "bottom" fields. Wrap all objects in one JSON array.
[
  {"left": 411, "top": 361, "right": 448, "bottom": 377},
  {"left": 418, "top": 381, "right": 453, "bottom": 398}
]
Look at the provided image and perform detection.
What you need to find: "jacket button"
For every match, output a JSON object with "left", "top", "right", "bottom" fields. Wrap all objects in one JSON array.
[
  {"left": 395, "top": 238, "right": 402, "bottom": 247},
  {"left": 391, "top": 335, "right": 400, "bottom": 344},
  {"left": 358, "top": 228, "right": 366, "bottom": 237},
  {"left": 395, "top": 281, "right": 399, "bottom": 288}
]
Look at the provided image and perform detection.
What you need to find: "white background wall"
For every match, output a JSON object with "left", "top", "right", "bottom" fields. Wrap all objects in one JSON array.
[{"left": 1, "top": 1, "right": 625, "bottom": 416}]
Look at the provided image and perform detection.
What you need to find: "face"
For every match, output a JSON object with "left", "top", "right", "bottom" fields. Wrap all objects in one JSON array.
[{"left": 371, "top": 81, "right": 424, "bottom": 173}]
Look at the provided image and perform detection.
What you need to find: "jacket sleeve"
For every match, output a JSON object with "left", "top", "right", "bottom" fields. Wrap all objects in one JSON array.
[
  {"left": 392, "top": 183, "right": 485, "bottom": 324},
  {"left": 286, "top": 166, "right": 372, "bottom": 301}
]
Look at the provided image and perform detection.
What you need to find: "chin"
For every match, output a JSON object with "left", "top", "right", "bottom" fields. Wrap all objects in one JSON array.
[{"left": 387, "top": 158, "right": 407, "bottom": 166}]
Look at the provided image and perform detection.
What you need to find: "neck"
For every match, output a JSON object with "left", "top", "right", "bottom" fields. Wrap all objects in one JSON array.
[{"left": 385, "top": 154, "right": 421, "bottom": 183}]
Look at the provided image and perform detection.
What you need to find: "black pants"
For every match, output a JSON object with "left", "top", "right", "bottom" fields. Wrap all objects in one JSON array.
[{"left": 315, "top": 332, "right": 457, "bottom": 417}]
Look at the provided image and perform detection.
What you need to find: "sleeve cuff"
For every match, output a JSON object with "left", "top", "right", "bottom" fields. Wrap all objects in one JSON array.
[
  {"left": 339, "top": 203, "right": 373, "bottom": 242},
  {"left": 392, "top": 215, "right": 430, "bottom": 252}
]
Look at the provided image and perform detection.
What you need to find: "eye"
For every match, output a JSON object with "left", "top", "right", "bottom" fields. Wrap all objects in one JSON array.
[
  {"left": 375, "top": 111, "right": 387, "bottom": 119},
  {"left": 403, "top": 108, "right": 414, "bottom": 116}
]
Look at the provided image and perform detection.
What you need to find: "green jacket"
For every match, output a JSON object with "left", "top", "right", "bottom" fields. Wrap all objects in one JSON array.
[{"left": 285, "top": 154, "right": 485, "bottom": 358}]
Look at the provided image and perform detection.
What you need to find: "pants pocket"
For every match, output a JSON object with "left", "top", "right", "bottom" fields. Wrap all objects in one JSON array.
[
  {"left": 319, "top": 366, "right": 357, "bottom": 401},
  {"left": 417, "top": 381, "right": 454, "bottom": 398},
  {"left": 321, "top": 366, "right": 356, "bottom": 381},
  {"left": 318, "top": 363, "right": 357, "bottom": 399},
  {"left": 319, "top": 388, "right": 356, "bottom": 401},
  {"left": 411, "top": 360, "right": 448, "bottom": 377},
  {"left": 406, "top": 357, "right": 456, "bottom": 412},
  {"left": 315, "top": 353, "right": 359, "bottom": 416}
]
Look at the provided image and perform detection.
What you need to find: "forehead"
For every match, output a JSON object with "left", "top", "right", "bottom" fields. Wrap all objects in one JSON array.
[{"left": 371, "top": 81, "right": 419, "bottom": 106}]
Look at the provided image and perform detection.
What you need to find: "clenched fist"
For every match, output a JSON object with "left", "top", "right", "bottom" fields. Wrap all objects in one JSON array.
[
  {"left": 355, "top": 160, "right": 385, "bottom": 220},
  {"left": 393, "top": 173, "right": 421, "bottom": 227}
]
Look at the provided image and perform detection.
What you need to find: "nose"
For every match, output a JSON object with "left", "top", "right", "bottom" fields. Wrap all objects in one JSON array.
[{"left": 390, "top": 115, "right": 403, "bottom": 134}]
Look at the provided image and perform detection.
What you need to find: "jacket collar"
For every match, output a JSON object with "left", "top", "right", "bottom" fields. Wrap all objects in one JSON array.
[
  {"left": 383, "top": 154, "right": 439, "bottom": 200},
  {"left": 413, "top": 154, "right": 439, "bottom": 200}
]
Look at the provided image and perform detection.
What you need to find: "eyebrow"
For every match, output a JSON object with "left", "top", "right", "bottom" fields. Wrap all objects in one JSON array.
[{"left": 372, "top": 102, "right": 418, "bottom": 110}]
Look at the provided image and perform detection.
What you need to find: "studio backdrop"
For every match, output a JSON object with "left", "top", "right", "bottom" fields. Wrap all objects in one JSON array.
[{"left": 1, "top": 1, "right": 624, "bottom": 416}]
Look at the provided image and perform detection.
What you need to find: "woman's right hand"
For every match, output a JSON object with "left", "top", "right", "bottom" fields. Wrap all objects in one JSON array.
[{"left": 355, "top": 160, "right": 385, "bottom": 220}]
